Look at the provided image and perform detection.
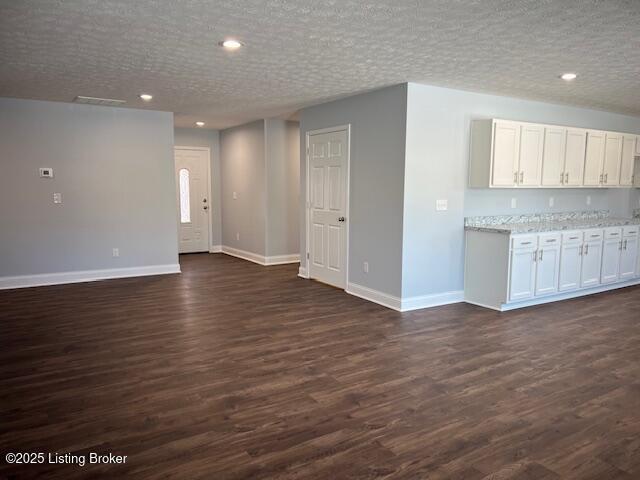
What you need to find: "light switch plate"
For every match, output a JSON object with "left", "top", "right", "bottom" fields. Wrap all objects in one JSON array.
[
  {"left": 549, "top": 197, "right": 554, "bottom": 207},
  {"left": 53, "top": 193, "right": 62, "bottom": 204},
  {"left": 233, "top": 191, "right": 238, "bottom": 200},
  {"left": 436, "top": 199, "right": 448, "bottom": 211},
  {"left": 511, "top": 198, "right": 517, "bottom": 209},
  {"left": 586, "top": 195, "right": 591, "bottom": 206}
]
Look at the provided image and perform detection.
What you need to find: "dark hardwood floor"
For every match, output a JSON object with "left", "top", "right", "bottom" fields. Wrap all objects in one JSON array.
[{"left": 1, "top": 253, "right": 639, "bottom": 479}]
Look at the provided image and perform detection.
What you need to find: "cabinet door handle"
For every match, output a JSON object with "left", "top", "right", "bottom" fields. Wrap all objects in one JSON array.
[
  {"left": 520, "top": 171, "right": 524, "bottom": 183},
  {"left": 585, "top": 243, "right": 589, "bottom": 255},
  {"left": 539, "top": 249, "right": 544, "bottom": 261},
  {"left": 579, "top": 245, "right": 583, "bottom": 256},
  {"left": 532, "top": 250, "right": 537, "bottom": 262},
  {"left": 619, "top": 240, "right": 623, "bottom": 250},
  {"left": 560, "top": 172, "right": 565, "bottom": 184},
  {"left": 565, "top": 172, "right": 569, "bottom": 183},
  {"left": 604, "top": 173, "right": 608, "bottom": 184},
  {"left": 600, "top": 173, "right": 603, "bottom": 184},
  {"left": 624, "top": 239, "right": 627, "bottom": 250},
  {"left": 514, "top": 172, "right": 518, "bottom": 184}
]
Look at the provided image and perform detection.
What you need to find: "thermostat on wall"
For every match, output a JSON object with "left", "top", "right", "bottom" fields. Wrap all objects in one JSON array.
[{"left": 39, "top": 168, "right": 54, "bottom": 178}]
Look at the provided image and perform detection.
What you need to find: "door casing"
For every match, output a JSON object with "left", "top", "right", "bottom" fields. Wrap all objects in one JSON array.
[{"left": 303, "top": 125, "right": 351, "bottom": 290}]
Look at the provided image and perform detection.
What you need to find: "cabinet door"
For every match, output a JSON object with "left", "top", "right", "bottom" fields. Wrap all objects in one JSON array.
[
  {"left": 583, "top": 131, "right": 605, "bottom": 186},
  {"left": 564, "top": 129, "right": 587, "bottom": 186},
  {"left": 518, "top": 124, "right": 544, "bottom": 186},
  {"left": 602, "top": 133, "right": 622, "bottom": 186},
  {"left": 581, "top": 240, "right": 602, "bottom": 287},
  {"left": 601, "top": 238, "right": 621, "bottom": 284},
  {"left": 559, "top": 243, "right": 582, "bottom": 292},
  {"left": 535, "top": 245, "right": 560, "bottom": 296},
  {"left": 492, "top": 121, "right": 520, "bottom": 186},
  {"left": 619, "top": 135, "right": 636, "bottom": 186},
  {"left": 509, "top": 248, "right": 536, "bottom": 301},
  {"left": 636, "top": 136, "right": 640, "bottom": 156},
  {"left": 541, "top": 127, "right": 567, "bottom": 186},
  {"left": 619, "top": 236, "right": 638, "bottom": 280}
]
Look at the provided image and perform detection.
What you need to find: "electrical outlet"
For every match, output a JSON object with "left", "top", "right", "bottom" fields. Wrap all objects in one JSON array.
[
  {"left": 112, "top": 248, "right": 119, "bottom": 257},
  {"left": 236, "top": 232, "right": 240, "bottom": 241},
  {"left": 549, "top": 197, "right": 554, "bottom": 207},
  {"left": 436, "top": 199, "right": 448, "bottom": 211},
  {"left": 53, "top": 193, "right": 62, "bottom": 204},
  {"left": 233, "top": 191, "right": 238, "bottom": 200},
  {"left": 511, "top": 197, "right": 517, "bottom": 209},
  {"left": 363, "top": 261, "right": 369, "bottom": 273},
  {"left": 586, "top": 195, "right": 591, "bottom": 206}
]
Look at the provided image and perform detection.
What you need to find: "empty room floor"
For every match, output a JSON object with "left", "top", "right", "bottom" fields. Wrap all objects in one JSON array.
[{"left": 1, "top": 254, "right": 639, "bottom": 479}]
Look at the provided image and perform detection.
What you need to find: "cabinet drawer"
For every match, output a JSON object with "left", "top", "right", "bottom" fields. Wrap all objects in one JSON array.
[
  {"left": 623, "top": 226, "right": 639, "bottom": 237},
  {"left": 538, "top": 232, "right": 561, "bottom": 246},
  {"left": 584, "top": 229, "right": 603, "bottom": 241},
  {"left": 511, "top": 235, "right": 537, "bottom": 249},
  {"left": 561, "top": 231, "right": 583, "bottom": 245},
  {"left": 604, "top": 227, "right": 622, "bottom": 239}
]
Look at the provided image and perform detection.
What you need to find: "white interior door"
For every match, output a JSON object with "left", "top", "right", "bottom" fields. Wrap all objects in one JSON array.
[
  {"left": 307, "top": 128, "right": 348, "bottom": 289},
  {"left": 175, "top": 147, "right": 210, "bottom": 253}
]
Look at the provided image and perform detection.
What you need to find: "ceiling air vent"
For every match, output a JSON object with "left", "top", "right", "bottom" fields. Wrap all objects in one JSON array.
[{"left": 74, "top": 96, "right": 126, "bottom": 106}]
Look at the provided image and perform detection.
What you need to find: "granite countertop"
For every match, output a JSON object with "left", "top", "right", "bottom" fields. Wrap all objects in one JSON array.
[{"left": 465, "top": 210, "right": 640, "bottom": 235}]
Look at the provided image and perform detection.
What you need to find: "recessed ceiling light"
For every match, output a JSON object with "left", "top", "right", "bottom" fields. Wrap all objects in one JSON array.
[
  {"left": 195, "top": 121, "right": 205, "bottom": 127},
  {"left": 560, "top": 73, "right": 577, "bottom": 81},
  {"left": 139, "top": 93, "right": 153, "bottom": 101},
  {"left": 220, "top": 39, "right": 243, "bottom": 50}
]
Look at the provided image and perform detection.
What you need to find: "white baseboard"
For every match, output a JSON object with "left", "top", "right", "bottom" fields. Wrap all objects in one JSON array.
[
  {"left": 221, "top": 246, "right": 299, "bottom": 266},
  {"left": 401, "top": 290, "right": 464, "bottom": 311},
  {"left": 346, "top": 282, "right": 464, "bottom": 312},
  {"left": 298, "top": 266, "right": 309, "bottom": 278},
  {"left": 0, "top": 264, "right": 181, "bottom": 290},
  {"left": 209, "top": 245, "right": 222, "bottom": 253},
  {"left": 346, "top": 282, "right": 402, "bottom": 311},
  {"left": 265, "top": 254, "right": 300, "bottom": 265}
]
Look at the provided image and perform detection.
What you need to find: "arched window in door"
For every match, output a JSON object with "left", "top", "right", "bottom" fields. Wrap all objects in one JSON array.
[{"left": 179, "top": 168, "right": 191, "bottom": 223}]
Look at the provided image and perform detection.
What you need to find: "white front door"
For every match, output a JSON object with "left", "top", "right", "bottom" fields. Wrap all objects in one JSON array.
[
  {"left": 307, "top": 128, "right": 348, "bottom": 288},
  {"left": 175, "top": 147, "right": 210, "bottom": 253}
]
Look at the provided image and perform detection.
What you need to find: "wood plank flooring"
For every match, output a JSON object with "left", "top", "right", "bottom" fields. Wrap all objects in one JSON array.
[{"left": 1, "top": 253, "right": 639, "bottom": 479}]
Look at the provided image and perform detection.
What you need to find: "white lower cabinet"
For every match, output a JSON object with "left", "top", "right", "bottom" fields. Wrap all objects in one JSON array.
[
  {"left": 558, "top": 232, "right": 583, "bottom": 292},
  {"left": 465, "top": 224, "right": 640, "bottom": 311},
  {"left": 535, "top": 234, "right": 560, "bottom": 296},
  {"left": 620, "top": 227, "right": 639, "bottom": 280},
  {"left": 581, "top": 230, "right": 604, "bottom": 288},
  {"left": 601, "top": 228, "right": 622, "bottom": 284},
  {"left": 509, "top": 244, "right": 537, "bottom": 301}
]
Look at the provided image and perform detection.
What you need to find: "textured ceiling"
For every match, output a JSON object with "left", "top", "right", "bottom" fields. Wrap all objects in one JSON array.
[{"left": 1, "top": 0, "right": 639, "bottom": 129}]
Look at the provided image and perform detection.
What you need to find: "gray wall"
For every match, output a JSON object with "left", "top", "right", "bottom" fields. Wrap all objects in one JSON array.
[
  {"left": 402, "top": 82, "right": 640, "bottom": 298},
  {"left": 174, "top": 127, "right": 222, "bottom": 247},
  {"left": 300, "top": 85, "right": 408, "bottom": 297},
  {"left": 0, "top": 97, "right": 178, "bottom": 277},
  {"left": 265, "top": 119, "right": 300, "bottom": 256},
  {"left": 220, "top": 120, "right": 267, "bottom": 255}
]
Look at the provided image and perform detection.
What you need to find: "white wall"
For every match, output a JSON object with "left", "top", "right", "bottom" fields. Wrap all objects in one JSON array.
[
  {"left": 299, "top": 85, "right": 407, "bottom": 297},
  {"left": 0, "top": 97, "right": 179, "bottom": 280},
  {"left": 265, "top": 119, "right": 300, "bottom": 256},
  {"left": 220, "top": 118, "right": 300, "bottom": 259},
  {"left": 174, "top": 127, "right": 222, "bottom": 247},
  {"left": 220, "top": 120, "right": 267, "bottom": 255},
  {"left": 402, "top": 83, "right": 640, "bottom": 299}
]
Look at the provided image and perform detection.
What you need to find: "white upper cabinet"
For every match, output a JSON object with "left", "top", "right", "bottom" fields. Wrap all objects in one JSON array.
[
  {"left": 602, "top": 133, "right": 623, "bottom": 186},
  {"left": 583, "top": 130, "right": 606, "bottom": 186},
  {"left": 563, "top": 129, "right": 587, "bottom": 186},
  {"left": 518, "top": 125, "right": 544, "bottom": 186},
  {"left": 619, "top": 135, "right": 636, "bottom": 186},
  {"left": 541, "top": 127, "right": 567, "bottom": 186},
  {"left": 491, "top": 120, "right": 520, "bottom": 186},
  {"left": 470, "top": 119, "right": 637, "bottom": 189}
]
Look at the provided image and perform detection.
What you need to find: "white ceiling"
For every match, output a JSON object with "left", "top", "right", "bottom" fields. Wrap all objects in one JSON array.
[{"left": 1, "top": 0, "right": 639, "bottom": 129}]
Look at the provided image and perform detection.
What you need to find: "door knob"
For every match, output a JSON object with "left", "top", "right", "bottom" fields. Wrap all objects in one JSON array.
[{"left": 338, "top": 216, "right": 345, "bottom": 222}]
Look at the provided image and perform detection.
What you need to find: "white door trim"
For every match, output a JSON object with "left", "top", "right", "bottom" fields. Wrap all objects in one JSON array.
[
  {"left": 303, "top": 124, "right": 351, "bottom": 289},
  {"left": 174, "top": 146, "right": 214, "bottom": 252}
]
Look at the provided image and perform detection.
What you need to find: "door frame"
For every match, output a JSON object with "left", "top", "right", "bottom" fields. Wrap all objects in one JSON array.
[
  {"left": 303, "top": 125, "right": 351, "bottom": 289},
  {"left": 174, "top": 146, "right": 214, "bottom": 253}
]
